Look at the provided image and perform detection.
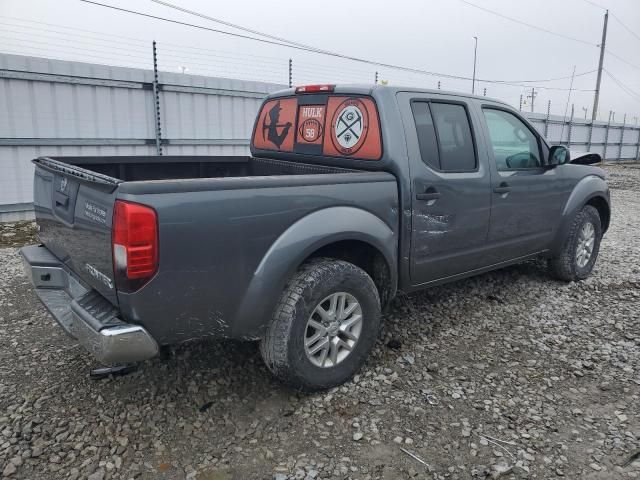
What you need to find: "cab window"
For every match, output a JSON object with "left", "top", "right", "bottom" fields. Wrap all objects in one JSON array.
[
  {"left": 411, "top": 101, "right": 477, "bottom": 172},
  {"left": 483, "top": 109, "right": 542, "bottom": 170}
]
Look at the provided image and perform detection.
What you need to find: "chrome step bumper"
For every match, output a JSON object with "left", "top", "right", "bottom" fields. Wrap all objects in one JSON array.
[{"left": 20, "top": 244, "right": 158, "bottom": 364}]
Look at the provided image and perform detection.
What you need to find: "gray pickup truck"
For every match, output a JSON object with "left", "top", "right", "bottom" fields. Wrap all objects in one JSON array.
[{"left": 21, "top": 84, "right": 610, "bottom": 391}]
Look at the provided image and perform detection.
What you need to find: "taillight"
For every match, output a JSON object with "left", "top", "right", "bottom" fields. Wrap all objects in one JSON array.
[
  {"left": 295, "top": 84, "right": 335, "bottom": 93},
  {"left": 112, "top": 200, "right": 158, "bottom": 291}
]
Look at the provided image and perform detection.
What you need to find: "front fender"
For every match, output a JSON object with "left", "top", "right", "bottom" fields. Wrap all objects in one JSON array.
[
  {"left": 552, "top": 174, "right": 610, "bottom": 255},
  {"left": 232, "top": 206, "right": 397, "bottom": 338}
]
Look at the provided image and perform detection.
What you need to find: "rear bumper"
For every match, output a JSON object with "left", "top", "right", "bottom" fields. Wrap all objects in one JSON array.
[{"left": 20, "top": 244, "right": 159, "bottom": 364}]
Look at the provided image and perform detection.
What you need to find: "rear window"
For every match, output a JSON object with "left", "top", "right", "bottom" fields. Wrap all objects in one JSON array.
[{"left": 252, "top": 95, "right": 382, "bottom": 160}]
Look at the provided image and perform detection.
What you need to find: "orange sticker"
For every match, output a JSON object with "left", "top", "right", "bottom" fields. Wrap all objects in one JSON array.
[
  {"left": 253, "top": 95, "right": 382, "bottom": 160},
  {"left": 323, "top": 97, "right": 381, "bottom": 160},
  {"left": 252, "top": 98, "right": 296, "bottom": 152},
  {"left": 297, "top": 105, "right": 325, "bottom": 145}
]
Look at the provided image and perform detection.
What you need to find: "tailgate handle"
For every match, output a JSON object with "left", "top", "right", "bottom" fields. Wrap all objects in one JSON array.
[{"left": 54, "top": 191, "right": 69, "bottom": 207}]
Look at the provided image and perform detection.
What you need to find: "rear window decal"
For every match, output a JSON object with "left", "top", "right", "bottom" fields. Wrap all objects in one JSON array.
[
  {"left": 297, "top": 105, "right": 325, "bottom": 144},
  {"left": 253, "top": 98, "right": 296, "bottom": 151},
  {"left": 332, "top": 99, "right": 368, "bottom": 154},
  {"left": 252, "top": 95, "right": 381, "bottom": 160}
]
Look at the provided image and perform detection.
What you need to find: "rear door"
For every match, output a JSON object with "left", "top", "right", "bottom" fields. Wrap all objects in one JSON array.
[
  {"left": 478, "top": 106, "right": 565, "bottom": 264},
  {"left": 33, "top": 158, "right": 120, "bottom": 304},
  {"left": 397, "top": 92, "right": 492, "bottom": 285}
]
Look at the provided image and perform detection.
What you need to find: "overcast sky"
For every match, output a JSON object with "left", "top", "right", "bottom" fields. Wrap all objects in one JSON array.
[{"left": 1, "top": 0, "right": 639, "bottom": 121}]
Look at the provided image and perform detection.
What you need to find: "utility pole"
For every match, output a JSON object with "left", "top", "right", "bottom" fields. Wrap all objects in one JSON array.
[
  {"left": 592, "top": 10, "right": 608, "bottom": 121},
  {"left": 527, "top": 87, "right": 537, "bottom": 113},
  {"left": 472, "top": 36, "right": 478, "bottom": 94}
]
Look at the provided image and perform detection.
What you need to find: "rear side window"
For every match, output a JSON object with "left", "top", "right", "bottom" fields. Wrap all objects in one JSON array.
[
  {"left": 411, "top": 102, "right": 439, "bottom": 170},
  {"left": 411, "top": 101, "right": 477, "bottom": 172},
  {"left": 430, "top": 103, "right": 477, "bottom": 172}
]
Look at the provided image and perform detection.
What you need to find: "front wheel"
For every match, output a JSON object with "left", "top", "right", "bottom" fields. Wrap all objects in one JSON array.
[
  {"left": 549, "top": 205, "right": 602, "bottom": 281},
  {"left": 260, "top": 258, "right": 381, "bottom": 392}
]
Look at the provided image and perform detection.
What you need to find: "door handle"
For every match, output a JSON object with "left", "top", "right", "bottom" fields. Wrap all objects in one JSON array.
[
  {"left": 54, "top": 191, "right": 69, "bottom": 207},
  {"left": 416, "top": 187, "right": 441, "bottom": 201},
  {"left": 493, "top": 182, "right": 512, "bottom": 194}
]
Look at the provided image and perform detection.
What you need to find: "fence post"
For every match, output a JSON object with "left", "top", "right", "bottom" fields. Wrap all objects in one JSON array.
[
  {"left": 603, "top": 110, "right": 612, "bottom": 162},
  {"left": 288, "top": 58, "right": 292, "bottom": 88},
  {"left": 618, "top": 113, "right": 626, "bottom": 160},
  {"left": 567, "top": 104, "right": 574, "bottom": 147},
  {"left": 152, "top": 40, "right": 163, "bottom": 156},
  {"left": 544, "top": 100, "right": 551, "bottom": 139}
]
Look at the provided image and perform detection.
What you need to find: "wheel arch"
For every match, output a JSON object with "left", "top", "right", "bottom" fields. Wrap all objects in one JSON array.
[
  {"left": 552, "top": 175, "right": 610, "bottom": 255},
  {"left": 232, "top": 206, "right": 398, "bottom": 338},
  {"left": 585, "top": 195, "right": 610, "bottom": 233}
]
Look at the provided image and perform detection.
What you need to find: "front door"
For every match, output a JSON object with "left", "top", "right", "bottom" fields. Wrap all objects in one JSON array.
[
  {"left": 479, "top": 107, "right": 565, "bottom": 264},
  {"left": 398, "top": 93, "right": 492, "bottom": 285}
]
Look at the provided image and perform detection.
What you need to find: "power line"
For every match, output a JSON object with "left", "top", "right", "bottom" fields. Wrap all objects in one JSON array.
[
  {"left": 150, "top": 0, "right": 602, "bottom": 87},
  {"left": 604, "top": 69, "right": 640, "bottom": 102},
  {"left": 0, "top": 1, "right": 620, "bottom": 100},
  {"left": 455, "top": 1, "right": 640, "bottom": 77},
  {"left": 484, "top": 69, "right": 597, "bottom": 84},
  {"left": 0, "top": 15, "right": 150, "bottom": 45},
  {"left": 0, "top": 27, "right": 150, "bottom": 54},
  {"left": 78, "top": 0, "right": 594, "bottom": 89},
  {"left": 75, "top": 0, "right": 481, "bottom": 81},
  {"left": 605, "top": 49, "right": 640, "bottom": 71},
  {"left": 78, "top": 1, "right": 335, "bottom": 53},
  {"left": 0, "top": 16, "right": 290, "bottom": 64},
  {"left": 478, "top": 81, "right": 594, "bottom": 92},
  {"left": 457, "top": 0, "right": 597, "bottom": 46},
  {"left": 578, "top": 0, "right": 608, "bottom": 11},
  {"left": 610, "top": 13, "right": 640, "bottom": 43},
  {"left": 150, "top": 0, "right": 326, "bottom": 54}
]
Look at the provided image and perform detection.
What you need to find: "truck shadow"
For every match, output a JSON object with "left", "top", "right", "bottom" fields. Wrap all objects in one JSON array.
[{"left": 112, "top": 256, "right": 553, "bottom": 397}]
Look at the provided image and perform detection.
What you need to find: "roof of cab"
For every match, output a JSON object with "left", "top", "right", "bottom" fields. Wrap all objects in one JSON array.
[{"left": 267, "top": 84, "right": 511, "bottom": 108}]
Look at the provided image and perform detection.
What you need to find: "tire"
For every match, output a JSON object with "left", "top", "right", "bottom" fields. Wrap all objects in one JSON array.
[
  {"left": 260, "top": 258, "right": 381, "bottom": 392},
  {"left": 549, "top": 205, "right": 602, "bottom": 281}
]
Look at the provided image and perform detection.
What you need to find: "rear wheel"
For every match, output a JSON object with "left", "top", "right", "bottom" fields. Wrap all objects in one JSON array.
[
  {"left": 260, "top": 258, "right": 381, "bottom": 392},
  {"left": 549, "top": 205, "right": 602, "bottom": 281}
]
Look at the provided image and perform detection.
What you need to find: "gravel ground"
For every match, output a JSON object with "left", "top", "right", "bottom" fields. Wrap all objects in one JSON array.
[{"left": 0, "top": 164, "right": 639, "bottom": 480}]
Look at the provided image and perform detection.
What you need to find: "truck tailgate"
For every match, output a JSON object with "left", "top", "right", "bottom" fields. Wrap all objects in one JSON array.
[{"left": 32, "top": 157, "right": 120, "bottom": 305}]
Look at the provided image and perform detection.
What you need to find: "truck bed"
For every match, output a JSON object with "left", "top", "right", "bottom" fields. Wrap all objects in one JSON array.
[
  {"left": 47, "top": 155, "right": 353, "bottom": 182},
  {"left": 30, "top": 155, "right": 398, "bottom": 345}
]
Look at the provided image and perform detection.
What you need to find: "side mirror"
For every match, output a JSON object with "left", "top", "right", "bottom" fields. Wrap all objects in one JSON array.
[{"left": 548, "top": 145, "right": 570, "bottom": 167}]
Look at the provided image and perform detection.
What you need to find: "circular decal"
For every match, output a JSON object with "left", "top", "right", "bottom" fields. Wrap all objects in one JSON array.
[
  {"left": 299, "top": 118, "right": 323, "bottom": 143},
  {"left": 331, "top": 99, "right": 369, "bottom": 155}
]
